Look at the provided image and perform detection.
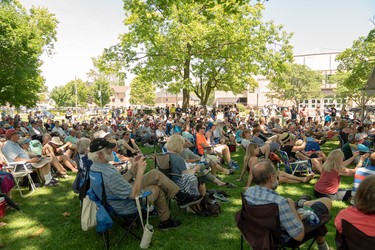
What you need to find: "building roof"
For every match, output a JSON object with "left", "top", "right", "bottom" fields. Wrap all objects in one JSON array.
[
  {"left": 111, "top": 85, "right": 130, "bottom": 93},
  {"left": 215, "top": 97, "right": 239, "bottom": 103}
]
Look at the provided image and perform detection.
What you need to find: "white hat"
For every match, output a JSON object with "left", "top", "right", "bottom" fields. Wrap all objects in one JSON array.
[
  {"left": 93, "top": 130, "right": 110, "bottom": 139},
  {"left": 50, "top": 136, "right": 63, "bottom": 146}
]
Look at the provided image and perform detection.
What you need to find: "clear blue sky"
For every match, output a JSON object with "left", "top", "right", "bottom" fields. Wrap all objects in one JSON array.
[{"left": 19, "top": 0, "right": 375, "bottom": 90}]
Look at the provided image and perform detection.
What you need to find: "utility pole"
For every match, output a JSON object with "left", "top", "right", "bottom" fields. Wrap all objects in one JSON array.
[{"left": 75, "top": 75, "right": 78, "bottom": 115}]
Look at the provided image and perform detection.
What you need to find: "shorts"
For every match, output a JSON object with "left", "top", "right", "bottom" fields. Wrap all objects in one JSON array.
[
  {"left": 310, "top": 201, "right": 329, "bottom": 217},
  {"left": 314, "top": 189, "right": 351, "bottom": 201}
]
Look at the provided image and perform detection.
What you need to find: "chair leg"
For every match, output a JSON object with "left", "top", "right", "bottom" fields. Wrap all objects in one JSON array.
[
  {"left": 102, "top": 230, "right": 110, "bottom": 250},
  {"left": 241, "top": 234, "right": 244, "bottom": 250}
]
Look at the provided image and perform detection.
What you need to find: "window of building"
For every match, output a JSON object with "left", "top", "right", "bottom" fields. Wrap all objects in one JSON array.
[
  {"left": 312, "top": 104, "right": 315, "bottom": 108},
  {"left": 317, "top": 100, "right": 321, "bottom": 103},
  {"left": 112, "top": 98, "right": 115, "bottom": 102},
  {"left": 324, "top": 99, "right": 328, "bottom": 103},
  {"left": 312, "top": 100, "right": 316, "bottom": 103},
  {"left": 304, "top": 100, "right": 308, "bottom": 104},
  {"left": 120, "top": 98, "right": 124, "bottom": 102}
]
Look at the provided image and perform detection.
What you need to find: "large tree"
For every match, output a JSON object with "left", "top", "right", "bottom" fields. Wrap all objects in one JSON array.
[
  {"left": 267, "top": 63, "right": 323, "bottom": 110},
  {"left": 0, "top": 0, "right": 57, "bottom": 107},
  {"left": 129, "top": 76, "right": 156, "bottom": 106},
  {"left": 97, "top": 0, "right": 292, "bottom": 110},
  {"left": 49, "top": 79, "right": 90, "bottom": 107},
  {"left": 334, "top": 28, "right": 375, "bottom": 116}
]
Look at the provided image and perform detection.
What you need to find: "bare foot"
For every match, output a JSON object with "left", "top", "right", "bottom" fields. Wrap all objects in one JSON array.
[{"left": 304, "top": 174, "right": 315, "bottom": 183}]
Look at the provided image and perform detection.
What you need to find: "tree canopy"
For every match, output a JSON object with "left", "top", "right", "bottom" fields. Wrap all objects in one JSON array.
[
  {"left": 96, "top": 0, "right": 293, "bottom": 110},
  {"left": 0, "top": 0, "right": 57, "bottom": 107},
  {"left": 49, "top": 79, "right": 90, "bottom": 108},
  {"left": 129, "top": 75, "right": 156, "bottom": 106},
  {"left": 334, "top": 28, "right": 375, "bottom": 110},
  {"left": 267, "top": 63, "right": 323, "bottom": 110}
]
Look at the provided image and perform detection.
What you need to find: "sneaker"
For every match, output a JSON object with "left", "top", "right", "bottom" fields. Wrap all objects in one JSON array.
[
  {"left": 223, "top": 182, "right": 236, "bottom": 188},
  {"left": 177, "top": 194, "right": 203, "bottom": 208},
  {"left": 296, "top": 195, "right": 312, "bottom": 208},
  {"left": 158, "top": 218, "right": 181, "bottom": 230},
  {"left": 44, "top": 182, "right": 58, "bottom": 187},
  {"left": 50, "top": 178, "right": 59, "bottom": 184},
  {"left": 213, "top": 193, "right": 229, "bottom": 203},
  {"left": 231, "top": 161, "right": 240, "bottom": 170}
]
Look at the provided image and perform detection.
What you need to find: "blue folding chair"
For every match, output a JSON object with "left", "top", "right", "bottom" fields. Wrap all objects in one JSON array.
[
  {"left": 88, "top": 171, "right": 151, "bottom": 250},
  {"left": 278, "top": 151, "right": 313, "bottom": 175}
]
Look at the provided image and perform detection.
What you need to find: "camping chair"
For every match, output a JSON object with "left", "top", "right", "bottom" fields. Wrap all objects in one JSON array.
[
  {"left": 88, "top": 171, "right": 151, "bottom": 250},
  {"left": 278, "top": 150, "right": 313, "bottom": 176},
  {"left": 0, "top": 149, "right": 36, "bottom": 198},
  {"left": 335, "top": 219, "right": 375, "bottom": 250},
  {"left": 235, "top": 193, "right": 331, "bottom": 250}
]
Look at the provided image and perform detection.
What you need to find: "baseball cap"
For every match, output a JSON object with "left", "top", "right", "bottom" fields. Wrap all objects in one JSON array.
[
  {"left": 90, "top": 138, "right": 116, "bottom": 152},
  {"left": 18, "top": 138, "right": 31, "bottom": 145},
  {"left": 5, "top": 128, "right": 19, "bottom": 138}
]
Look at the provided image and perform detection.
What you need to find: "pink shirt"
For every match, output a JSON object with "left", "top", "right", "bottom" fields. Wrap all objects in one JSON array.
[
  {"left": 314, "top": 170, "right": 340, "bottom": 194},
  {"left": 335, "top": 206, "right": 375, "bottom": 236}
]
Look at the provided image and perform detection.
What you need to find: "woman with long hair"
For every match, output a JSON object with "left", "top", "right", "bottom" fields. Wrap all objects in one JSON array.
[
  {"left": 238, "top": 143, "right": 314, "bottom": 188},
  {"left": 314, "top": 149, "right": 366, "bottom": 201}
]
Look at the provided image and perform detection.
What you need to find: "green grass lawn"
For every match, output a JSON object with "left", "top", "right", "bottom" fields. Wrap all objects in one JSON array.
[{"left": 1, "top": 141, "right": 350, "bottom": 249}]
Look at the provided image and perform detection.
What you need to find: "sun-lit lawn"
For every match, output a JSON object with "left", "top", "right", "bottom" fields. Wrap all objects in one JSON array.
[{"left": 1, "top": 140, "right": 351, "bottom": 249}]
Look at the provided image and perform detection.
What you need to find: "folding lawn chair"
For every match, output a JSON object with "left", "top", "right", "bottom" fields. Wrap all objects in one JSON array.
[
  {"left": 335, "top": 219, "right": 375, "bottom": 250},
  {"left": 88, "top": 171, "right": 151, "bottom": 250},
  {"left": 235, "top": 193, "right": 331, "bottom": 250},
  {"left": 278, "top": 150, "right": 313, "bottom": 176}
]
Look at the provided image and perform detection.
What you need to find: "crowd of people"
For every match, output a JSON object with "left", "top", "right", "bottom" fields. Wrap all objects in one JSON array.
[{"left": 0, "top": 103, "right": 374, "bottom": 248}]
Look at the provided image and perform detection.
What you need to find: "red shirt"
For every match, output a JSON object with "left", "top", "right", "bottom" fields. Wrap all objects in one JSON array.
[
  {"left": 314, "top": 170, "right": 340, "bottom": 194},
  {"left": 335, "top": 206, "right": 375, "bottom": 236}
]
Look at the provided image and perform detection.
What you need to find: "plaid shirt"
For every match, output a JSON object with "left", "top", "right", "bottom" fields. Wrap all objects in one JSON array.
[{"left": 245, "top": 186, "right": 303, "bottom": 242}]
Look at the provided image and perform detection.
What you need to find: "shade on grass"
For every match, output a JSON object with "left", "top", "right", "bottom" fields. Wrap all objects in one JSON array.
[{"left": 0, "top": 140, "right": 353, "bottom": 249}]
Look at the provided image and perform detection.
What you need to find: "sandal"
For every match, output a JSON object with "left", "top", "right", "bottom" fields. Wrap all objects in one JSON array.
[{"left": 222, "top": 182, "right": 236, "bottom": 188}]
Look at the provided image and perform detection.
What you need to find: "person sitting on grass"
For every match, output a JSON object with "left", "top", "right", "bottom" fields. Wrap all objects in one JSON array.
[
  {"left": 42, "top": 134, "right": 78, "bottom": 172},
  {"left": 238, "top": 143, "right": 314, "bottom": 188},
  {"left": 335, "top": 175, "right": 375, "bottom": 237},
  {"left": 117, "top": 131, "right": 140, "bottom": 157},
  {"left": 314, "top": 149, "right": 368, "bottom": 201},
  {"left": 180, "top": 146, "right": 235, "bottom": 188},
  {"left": 279, "top": 132, "right": 323, "bottom": 173},
  {"left": 88, "top": 138, "right": 202, "bottom": 230},
  {"left": 245, "top": 160, "right": 332, "bottom": 250},
  {"left": 240, "top": 129, "right": 271, "bottom": 160},
  {"left": 196, "top": 123, "right": 239, "bottom": 170}
]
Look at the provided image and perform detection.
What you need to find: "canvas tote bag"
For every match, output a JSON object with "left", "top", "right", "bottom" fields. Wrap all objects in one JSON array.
[
  {"left": 81, "top": 195, "right": 97, "bottom": 231},
  {"left": 136, "top": 196, "right": 154, "bottom": 249}
]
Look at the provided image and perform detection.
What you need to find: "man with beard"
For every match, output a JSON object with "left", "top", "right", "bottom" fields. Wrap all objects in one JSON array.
[
  {"left": 88, "top": 138, "right": 202, "bottom": 230},
  {"left": 244, "top": 160, "right": 331, "bottom": 250}
]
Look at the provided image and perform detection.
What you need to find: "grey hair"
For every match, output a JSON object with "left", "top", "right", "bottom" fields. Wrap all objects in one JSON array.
[
  {"left": 87, "top": 148, "right": 106, "bottom": 162},
  {"left": 76, "top": 138, "right": 91, "bottom": 154}
]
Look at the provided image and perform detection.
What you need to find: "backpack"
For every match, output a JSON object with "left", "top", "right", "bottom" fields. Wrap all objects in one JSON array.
[{"left": 191, "top": 193, "right": 221, "bottom": 217}]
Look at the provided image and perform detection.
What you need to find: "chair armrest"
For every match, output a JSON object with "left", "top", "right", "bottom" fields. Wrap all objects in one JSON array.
[
  {"left": 291, "top": 160, "right": 309, "bottom": 165},
  {"left": 8, "top": 161, "right": 27, "bottom": 165}
]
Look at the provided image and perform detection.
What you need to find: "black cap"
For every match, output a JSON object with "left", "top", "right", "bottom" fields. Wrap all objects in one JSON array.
[{"left": 89, "top": 138, "right": 116, "bottom": 152}]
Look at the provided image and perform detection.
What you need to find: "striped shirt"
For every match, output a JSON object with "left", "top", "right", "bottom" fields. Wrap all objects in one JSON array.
[
  {"left": 91, "top": 161, "right": 136, "bottom": 216},
  {"left": 245, "top": 186, "right": 303, "bottom": 242},
  {"left": 352, "top": 166, "right": 375, "bottom": 202}
]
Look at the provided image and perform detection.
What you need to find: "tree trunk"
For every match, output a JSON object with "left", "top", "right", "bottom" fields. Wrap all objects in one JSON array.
[{"left": 182, "top": 43, "right": 192, "bottom": 112}]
